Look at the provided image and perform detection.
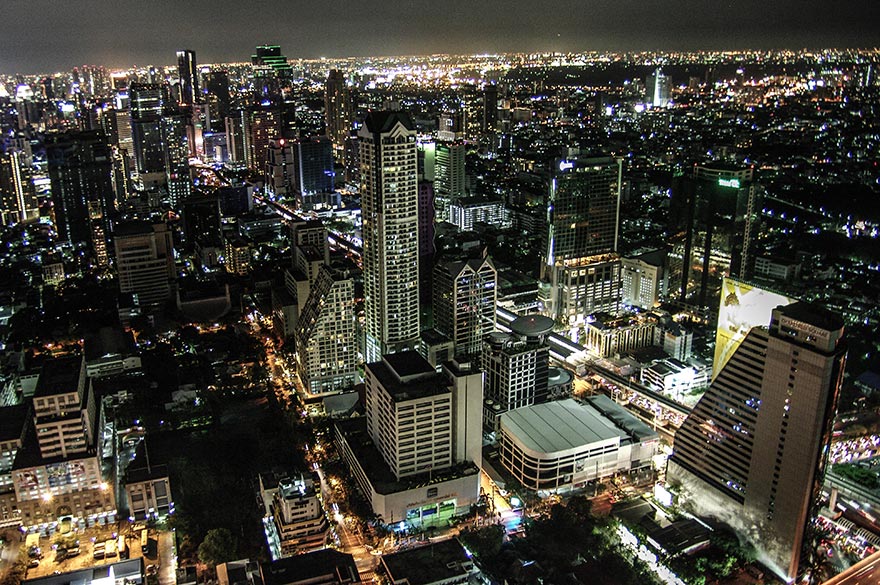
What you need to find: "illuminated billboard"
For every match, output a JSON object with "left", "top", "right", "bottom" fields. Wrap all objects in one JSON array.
[{"left": 712, "top": 277, "right": 796, "bottom": 379}]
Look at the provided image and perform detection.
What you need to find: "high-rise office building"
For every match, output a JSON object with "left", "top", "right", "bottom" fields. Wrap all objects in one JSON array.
[
  {"left": 483, "top": 84, "right": 498, "bottom": 135},
  {"left": 359, "top": 111, "right": 420, "bottom": 361},
  {"left": 265, "top": 138, "right": 296, "bottom": 199},
  {"left": 203, "top": 70, "right": 231, "bottom": 132},
  {"left": 335, "top": 351, "right": 482, "bottom": 527},
  {"left": 224, "top": 235, "right": 251, "bottom": 276},
  {"left": 482, "top": 314, "right": 552, "bottom": 431},
  {"left": 163, "top": 112, "right": 191, "bottom": 206},
  {"left": 129, "top": 83, "right": 166, "bottom": 179},
  {"left": 433, "top": 255, "right": 497, "bottom": 359},
  {"left": 434, "top": 142, "right": 466, "bottom": 202},
  {"left": 46, "top": 130, "right": 116, "bottom": 259},
  {"left": 251, "top": 45, "right": 293, "bottom": 98},
  {"left": 176, "top": 50, "right": 199, "bottom": 106},
  {"left": 541, "top": 156, "right": 623, "bottom": 323},
  {"left": 245, "top": 107, "right": 281, "bottom": 170},
  {"left": 646, "top": 68, "right": 672, "bottom": 108},
  {"left": 0, "top": 150, "right": 37, "bottom": 224},
  {"left": 292, "top": 136, "right": 335, "bottom": 210},
  {"left": 182, "top": 194, "right": 222, "bottom": 250},
  {"left": 668, "top": 302, "right": 847, "bottom": 582},
  {"left": 224, "top": 110, "right": 246, "bottom": 163},
  {"left": 669, "top": 163, "right": 760, "bottom": 307},
  {"left": 295, "top": 265, "right": 358, "bottom": 396},
  {"left": 114, "top": 221, "right": 175, "bottom": 308},
  {"left": 324, "top": 70, "right": 352, "bottom": 160},
  {"left": 621, "top": 251, "right": 665, "bottom": 309}
]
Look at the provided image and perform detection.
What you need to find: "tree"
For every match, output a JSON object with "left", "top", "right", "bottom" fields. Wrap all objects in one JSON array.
[
  {"left": 198, "top": 528, "right": 238, "bottom": 567},
  {"left": 459, "top": 525, "right": 504, "bottom": 560}
]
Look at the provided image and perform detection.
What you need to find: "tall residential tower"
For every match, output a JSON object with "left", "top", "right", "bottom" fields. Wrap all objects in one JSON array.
[{"left": 359, "top": 111, "right": 420, "bottom": 361}]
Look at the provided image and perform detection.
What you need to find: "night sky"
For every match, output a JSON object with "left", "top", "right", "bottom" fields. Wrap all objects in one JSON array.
[{"left": 2, "top": 0, "right": 879, "bottom": 74}]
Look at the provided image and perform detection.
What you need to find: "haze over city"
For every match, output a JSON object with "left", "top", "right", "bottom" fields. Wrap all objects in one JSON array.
[
  {"left": 2, "top": 0, "right": 880, "bottom": 72},
  {"left": 0, "top": 4, "right": 879, "bottom": 585}
]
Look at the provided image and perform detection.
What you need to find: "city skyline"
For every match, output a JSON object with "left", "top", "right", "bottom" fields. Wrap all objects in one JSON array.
[{"left": 1, "top": 0, "right": 878, "bottom": 73}]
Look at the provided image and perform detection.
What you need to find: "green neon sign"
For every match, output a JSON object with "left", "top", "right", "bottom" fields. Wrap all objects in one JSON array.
[{"left": 718, "top": 178, "right": 741, "bottom": 188}]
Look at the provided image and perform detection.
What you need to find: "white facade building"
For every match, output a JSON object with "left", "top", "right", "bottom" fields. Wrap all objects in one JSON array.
[
  {"left": 295, "top": 266, "right": 358, "bottom": 396},
  {"left": 360, "top": 112, "right": 421, "bottom": 361},
  {"left": 499, "top": 397, "right": 658, "bottom": 493}
]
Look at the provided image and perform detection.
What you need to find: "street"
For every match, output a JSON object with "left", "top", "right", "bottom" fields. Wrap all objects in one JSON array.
[{"left": 823, "top": 550, "right": 880, "bottom": 584}]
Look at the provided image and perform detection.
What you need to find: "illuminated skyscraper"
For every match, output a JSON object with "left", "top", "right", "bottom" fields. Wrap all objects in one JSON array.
[
  {"left": 541, "top": 156, "right": 623, "bottom": 324},
  {"left": 669, "top": 163, "right": 760, "bottom": 307},
  {"left": 203, "top": 70, "right": 231, "bottom": 131},
  {"left": 46, "top": 130, "right": 115, "bottom": 260},
  {"left": 292, "top": 136, "right": 335, "bottom": 210},
  {"left": 0, "top": 151, "right": 37, "bottom": 224},
  {"left": 324, "top": 70, "right": 352, "bottom": 160},
  {"left": 251, "top": 45, "right": 293, "bottom": 98},
  {"left": 434, "top": 142, "right": 466, "bottom": 201},
  {"left": 265, "top": 138, "right": 296, "bottom": 199},
  {"left": 646, "top": 67, "right": 672, "bottom": 107},
  {"left": 176, "top": 49, "right": 199, "bottom": 106},
  {"left": 10, "top": 356, "right": 115, "bottom": 527},
  {"left": 244, "top": 107, "right": 281, "bottom": 170},
  {"left": 482, "top": 315, "right": 552, "bottom": 431},
  {"left": 359, "top": 111, "right": 420, "bottom": 361},
  {"left": 668, "top": 302, "right": 846, "bottom": 582},
  {"left": 163, "top": 113, "right": 191, "bottom": 206},
  {"left": 433, "top": 255, "right": 497, "bottom": 359},
  {"left": 129, "top": 83, "right": 166, "bottom": 178},
  {"left": 113, "top": 221, "right": 175, "bottom": 308}
]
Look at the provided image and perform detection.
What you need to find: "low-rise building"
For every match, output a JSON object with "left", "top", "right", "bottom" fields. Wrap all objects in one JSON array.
[
  {"left": 23, "top": 558, "right": 144, "bottom": 585},
  {"left": 380, "top": 539, "right": 477, "bottom": 585},
  {"left": 583, "top": 312, "right": 659, "bottom": 359},
  {"left": 498, "top": 396, "right": 658, "bottom": 494},
  {"left": 259, "top": 471, "right": 328, "bottom": 558},
  {"left": 260, "top": 549, "right": 360, "bottom": 585},
  {"left": 641, "top": 359, "right": 709, "bottom": 402},
  {"left": 84, "top": 327, "right": 142, "bottom": 379},
  {"left": 125, "top": 441, "right": 172, "bottom": 522}
]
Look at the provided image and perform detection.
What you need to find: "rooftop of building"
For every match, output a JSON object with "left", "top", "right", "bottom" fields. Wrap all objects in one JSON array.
[
  {"left": 363, "top": 110, "right": 414, "bottom": 134},
  {"left": 260, "top": 549, "right": 359, "bottom": 585},
  {"left": 509, "top": 314, "right": 554, "bottom": 337},
  {"left": 34, "top": 356, "right": 82, "bottom": 398},
  {"left": 83, "top": 326, "right": 137, "bottom": 362},
  {"left": 380, "top": 540, "right": 472, "bottom": 585},
  {"left": 434, "top": 255, "right": 494, "bottom": 278},
  {"left": 420, "top": 328, "right": 453, "bottom": 347},
  {"left": 321, "top": 392, "right": 362, "bottom": 418},
  {"left": 776, "top": 301, "right": 845, "bottom": 332},
  {"left": 112, "top": 220, "right": 156, "bottom": 237},
  {"left": 645, "top": 518, "right": 712, "bottom": 556},
  {"left": 452, "top": 195, "right": 504, "bottom": 206},
  {"left": 0, "top": 403, "right": 29, "bottom": 443},
  {"left": 368, "top": 352, "right": 450, "bottom": 402},
  {"left": 585, "top": 395, "right": 658, "bottom": 443},
  {"left": 23, "top": 558, "right": 143, "bottom": 585},
  {"left": 335, "top": 417, "right": 479, "bottom": 495},
  {"left": 500, "top": 399, "right": 625, "bottom": 455},
  {"left": 627, "top": 248, "right": 666, "bottom": 268},
  {"left": 547, "top": 366, "right": 574, "bottom": 388}
]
